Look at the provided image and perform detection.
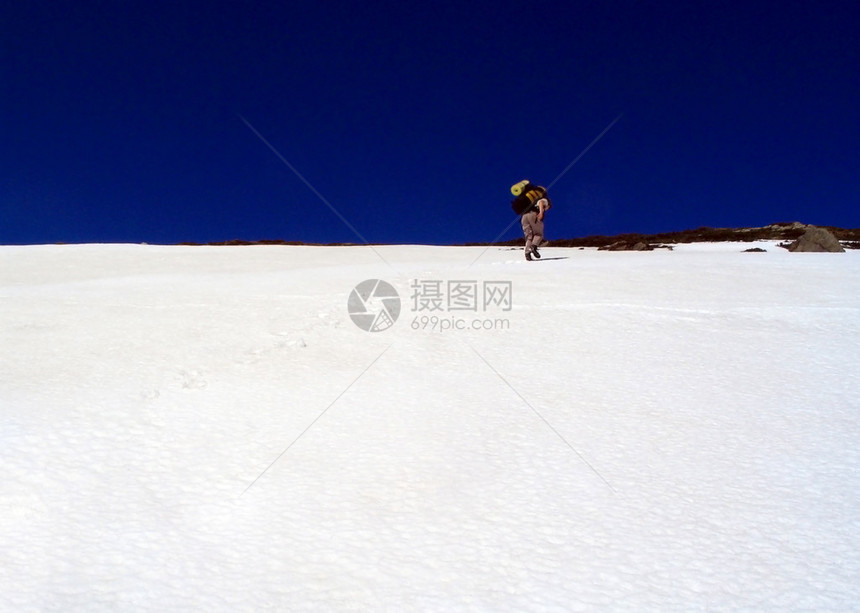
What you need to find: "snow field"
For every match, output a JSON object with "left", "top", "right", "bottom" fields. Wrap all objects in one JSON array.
[{"left": 1, "top": 242, "right": 858, "bottom": 611}]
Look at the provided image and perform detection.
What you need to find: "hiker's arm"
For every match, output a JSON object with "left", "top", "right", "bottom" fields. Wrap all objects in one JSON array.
[{"left": 537, "top": 198, "right": 548, "bottom": 221}]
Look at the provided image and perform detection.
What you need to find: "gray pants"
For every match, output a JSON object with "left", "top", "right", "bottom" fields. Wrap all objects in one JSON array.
[{"left": 521, "top": 211, "right": 544, "bottom": 252}]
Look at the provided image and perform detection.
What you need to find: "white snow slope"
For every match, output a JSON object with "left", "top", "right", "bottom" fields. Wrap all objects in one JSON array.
[{"left": 1, "top": 242, "right": 859, "bottom": 611}]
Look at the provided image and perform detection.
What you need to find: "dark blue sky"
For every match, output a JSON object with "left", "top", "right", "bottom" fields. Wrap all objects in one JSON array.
[{"left": 2, "top": 1, "right": 857, "bottom": 245}]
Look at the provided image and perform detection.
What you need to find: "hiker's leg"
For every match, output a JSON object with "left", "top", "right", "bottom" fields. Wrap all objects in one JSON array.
[
  {"left": 521, "top": 213, "right": 535, "bottom": 251},
  {"left": 532, "top": 217, "right": 545, "bottom": 248}
]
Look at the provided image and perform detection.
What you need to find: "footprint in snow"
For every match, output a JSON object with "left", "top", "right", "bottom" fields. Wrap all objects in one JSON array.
[{"left": 176, "top": 369, "right": 208, "bottom": 390}]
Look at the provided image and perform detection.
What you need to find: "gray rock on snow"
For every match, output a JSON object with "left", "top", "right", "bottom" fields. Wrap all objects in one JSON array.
[
  {"left": 786, "top": 227, "right": 845, "bottom": 253},
  {"left": 598, "top": 241, "right": 655, "bottom": 251}
]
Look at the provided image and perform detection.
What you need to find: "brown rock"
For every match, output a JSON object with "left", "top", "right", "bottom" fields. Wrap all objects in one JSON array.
[
  {"left": 598, "top": 241, "right": 655, "bottom": 251},
  {"left": 786, "top": 227, "right": 845, "bottom": 253}
]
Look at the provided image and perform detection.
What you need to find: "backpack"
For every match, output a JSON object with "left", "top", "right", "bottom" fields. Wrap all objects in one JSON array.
[{"left": 510, "top": 181, "right": 547, "bottom": 215}]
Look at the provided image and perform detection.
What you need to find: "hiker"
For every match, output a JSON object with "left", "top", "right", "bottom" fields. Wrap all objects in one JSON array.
[{"left": 511, "top": 181, "right": 551, "bottom": 261}]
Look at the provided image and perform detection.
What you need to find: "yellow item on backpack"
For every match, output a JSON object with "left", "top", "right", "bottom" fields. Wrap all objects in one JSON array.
[
  {"left": 511, "top": 180, "right": 530, "bottom": 196},
  {"left": 524, "top": 186, "right": 546, "bottom": 204}
]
